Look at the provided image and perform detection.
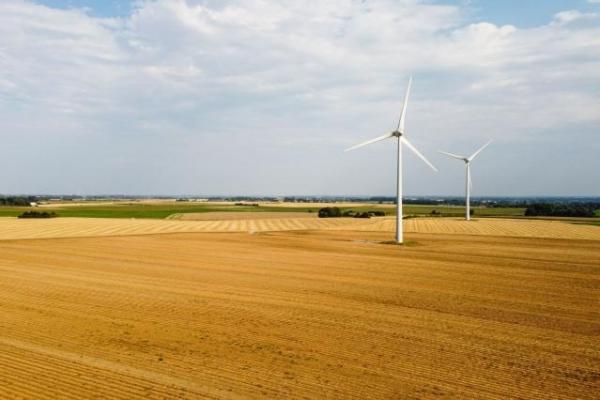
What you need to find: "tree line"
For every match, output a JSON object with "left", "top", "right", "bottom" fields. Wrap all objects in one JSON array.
[
  {"left": 0, "top": 196, "right": 38, "bottom": 206},
  {"left": 318, "top": 207, "right": 386, "bottom": 219},
  {"left": 524, "top": 203, "right": 599, "bottom": 218},
  {"left": 18, "top": 211, "right": 57, "bottom": 219}
]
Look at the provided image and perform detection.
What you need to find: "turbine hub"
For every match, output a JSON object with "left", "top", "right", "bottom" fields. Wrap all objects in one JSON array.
[{"left": 392, "top": 131, "right": 402, "bottom": 137}]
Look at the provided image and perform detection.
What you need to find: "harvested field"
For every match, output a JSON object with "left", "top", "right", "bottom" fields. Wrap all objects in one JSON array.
[
  {"left": 0, "top": 216, "right": 599, "bottom": 241},
  {"left": 383, "top": 217, "right": 600, "bottom": 240},
  {"left": 168, "top": 211, "right": 317, "bottom": 220},
  {"left": 257, "top": 201, "right": 384, "bottom": 208},
  {"left": 0, "top": 230, "right": 598, "bottom": 399},
  {"left": 0, "top": 217, "right": 357, "bottom": 240}
]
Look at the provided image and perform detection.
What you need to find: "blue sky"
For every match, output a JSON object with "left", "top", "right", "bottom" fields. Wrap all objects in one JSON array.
[
  {"left": 1, "top": 0, "right": 599, "bottom": 196},
  {"left": 453, "top": 0, "right": 598, "bottom": 27},
  {"left": 35, "top": 0, "right": 133, "bottom": 17},
  {"left": 37, "top": 0, "right": 600, "bottom": 24}
]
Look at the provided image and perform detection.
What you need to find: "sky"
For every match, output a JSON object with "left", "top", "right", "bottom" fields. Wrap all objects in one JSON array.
[{"left": 0, "top": 0, "right": 599, "bottom": 196}]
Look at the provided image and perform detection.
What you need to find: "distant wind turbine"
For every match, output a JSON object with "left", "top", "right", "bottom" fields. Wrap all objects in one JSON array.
[
  {"left": 438, "top": 140, "right": 492, "bottom": 221},
  {"left": 345, "top": 77, "right": 438, "bottom": 244}
]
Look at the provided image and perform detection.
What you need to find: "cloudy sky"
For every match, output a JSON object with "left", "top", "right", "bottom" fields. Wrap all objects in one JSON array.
[{"left": 1, "top": 0, "right": 599, "bottom": 196}]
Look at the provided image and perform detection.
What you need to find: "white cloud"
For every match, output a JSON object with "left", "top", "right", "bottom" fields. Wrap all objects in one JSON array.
[{"left": 0, "top": 0, "right": 599, "bottom": 195}]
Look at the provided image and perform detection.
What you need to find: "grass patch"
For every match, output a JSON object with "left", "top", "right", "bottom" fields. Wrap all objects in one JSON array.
[
  {"left": 0, "top": 204, "right": 319, "bottom": 219},
  {"left": 0, "top": 203, "right": 526, "bottom": 220}
]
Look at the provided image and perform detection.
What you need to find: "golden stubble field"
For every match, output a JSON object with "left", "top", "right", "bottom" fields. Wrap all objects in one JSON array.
[
  {"left": 1, "top": 216, "right": 600, "bottom": 241},
  {"left": 0, "top": 219, "right": 598, "bottom": 399}
]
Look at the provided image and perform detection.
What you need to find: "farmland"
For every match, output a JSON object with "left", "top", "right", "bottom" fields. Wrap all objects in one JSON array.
[
  {"left": 0, "top": 217, "right": 598, "bottom": 399},
  {"left": 0, "top": 201, "right": 525, "bottom": 219},
  {"left": 0, "top": 216, "right": 600, "bottom": 241},
  {"left": 0, "top": 215, "right": 356, "bottom": 240}
]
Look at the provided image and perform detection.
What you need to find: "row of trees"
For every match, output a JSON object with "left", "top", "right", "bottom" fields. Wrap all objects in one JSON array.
[
  {"left": 318, "top": 207, "right": 342, "bottom": 218},
  {"left": 524, "top": 203, "right": 598, "bottom": 218},
  {"left": 0, "top": 196, "right": 37, "bottom": 206},
  {"left": 318, "top": 207, "right": 386, "bottom": 219},
  {"left": 18, "top": 211, "right": 57, "bottom": 219}
]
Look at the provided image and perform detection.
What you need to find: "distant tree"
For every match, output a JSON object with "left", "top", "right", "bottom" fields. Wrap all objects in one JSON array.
[
  {"left": 368, "top": 210, "right": 386, "bottom": 217},
  {"left": 18, "top": 211, "right": 57, "bottom": 219},
  {"left": 318, "top": 207, "right": 342, "bottom": 218},
  {"left": 354, "top": 212, "right": 371, "bottom": 219}
]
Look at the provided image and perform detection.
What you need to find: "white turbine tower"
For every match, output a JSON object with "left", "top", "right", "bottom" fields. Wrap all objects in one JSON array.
[
  {"left": 438, "top": 140, "right": 492, "bottom": 221},
  {"left": 345, "top": 77, "right": 437, "bottom": 244}
]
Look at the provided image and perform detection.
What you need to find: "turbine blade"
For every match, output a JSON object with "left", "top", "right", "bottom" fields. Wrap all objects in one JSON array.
[
  {"left": 344, "top": 132, "right": 394, "bottom": 152},
  {"left": 397, "top": 76, "right": 412, "bottom": 133},
  {"left": 401, "top": 136, "right": 438, "bottom": 172},
  {"left": 438, "top": 150, "right": 466, "bottom": 161},
  {"left": 468, "top": 140, "right": 492, "bottom": 162}
]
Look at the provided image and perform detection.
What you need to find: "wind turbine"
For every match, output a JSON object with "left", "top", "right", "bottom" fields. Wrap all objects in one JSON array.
[
  {"left": 438, "top": 140, "right": 492, "bottom": 221},
  {"left": 345, "top": 77, "right": 437, "bottom": 244}
]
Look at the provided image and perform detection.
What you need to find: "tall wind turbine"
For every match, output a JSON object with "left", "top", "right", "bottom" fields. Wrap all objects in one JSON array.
[
  {"left": 345, "top": 77, "right": 437, "bottom": 244},
  {"left": 438, "top": 140, "right": 492, "bottom": 221}
]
